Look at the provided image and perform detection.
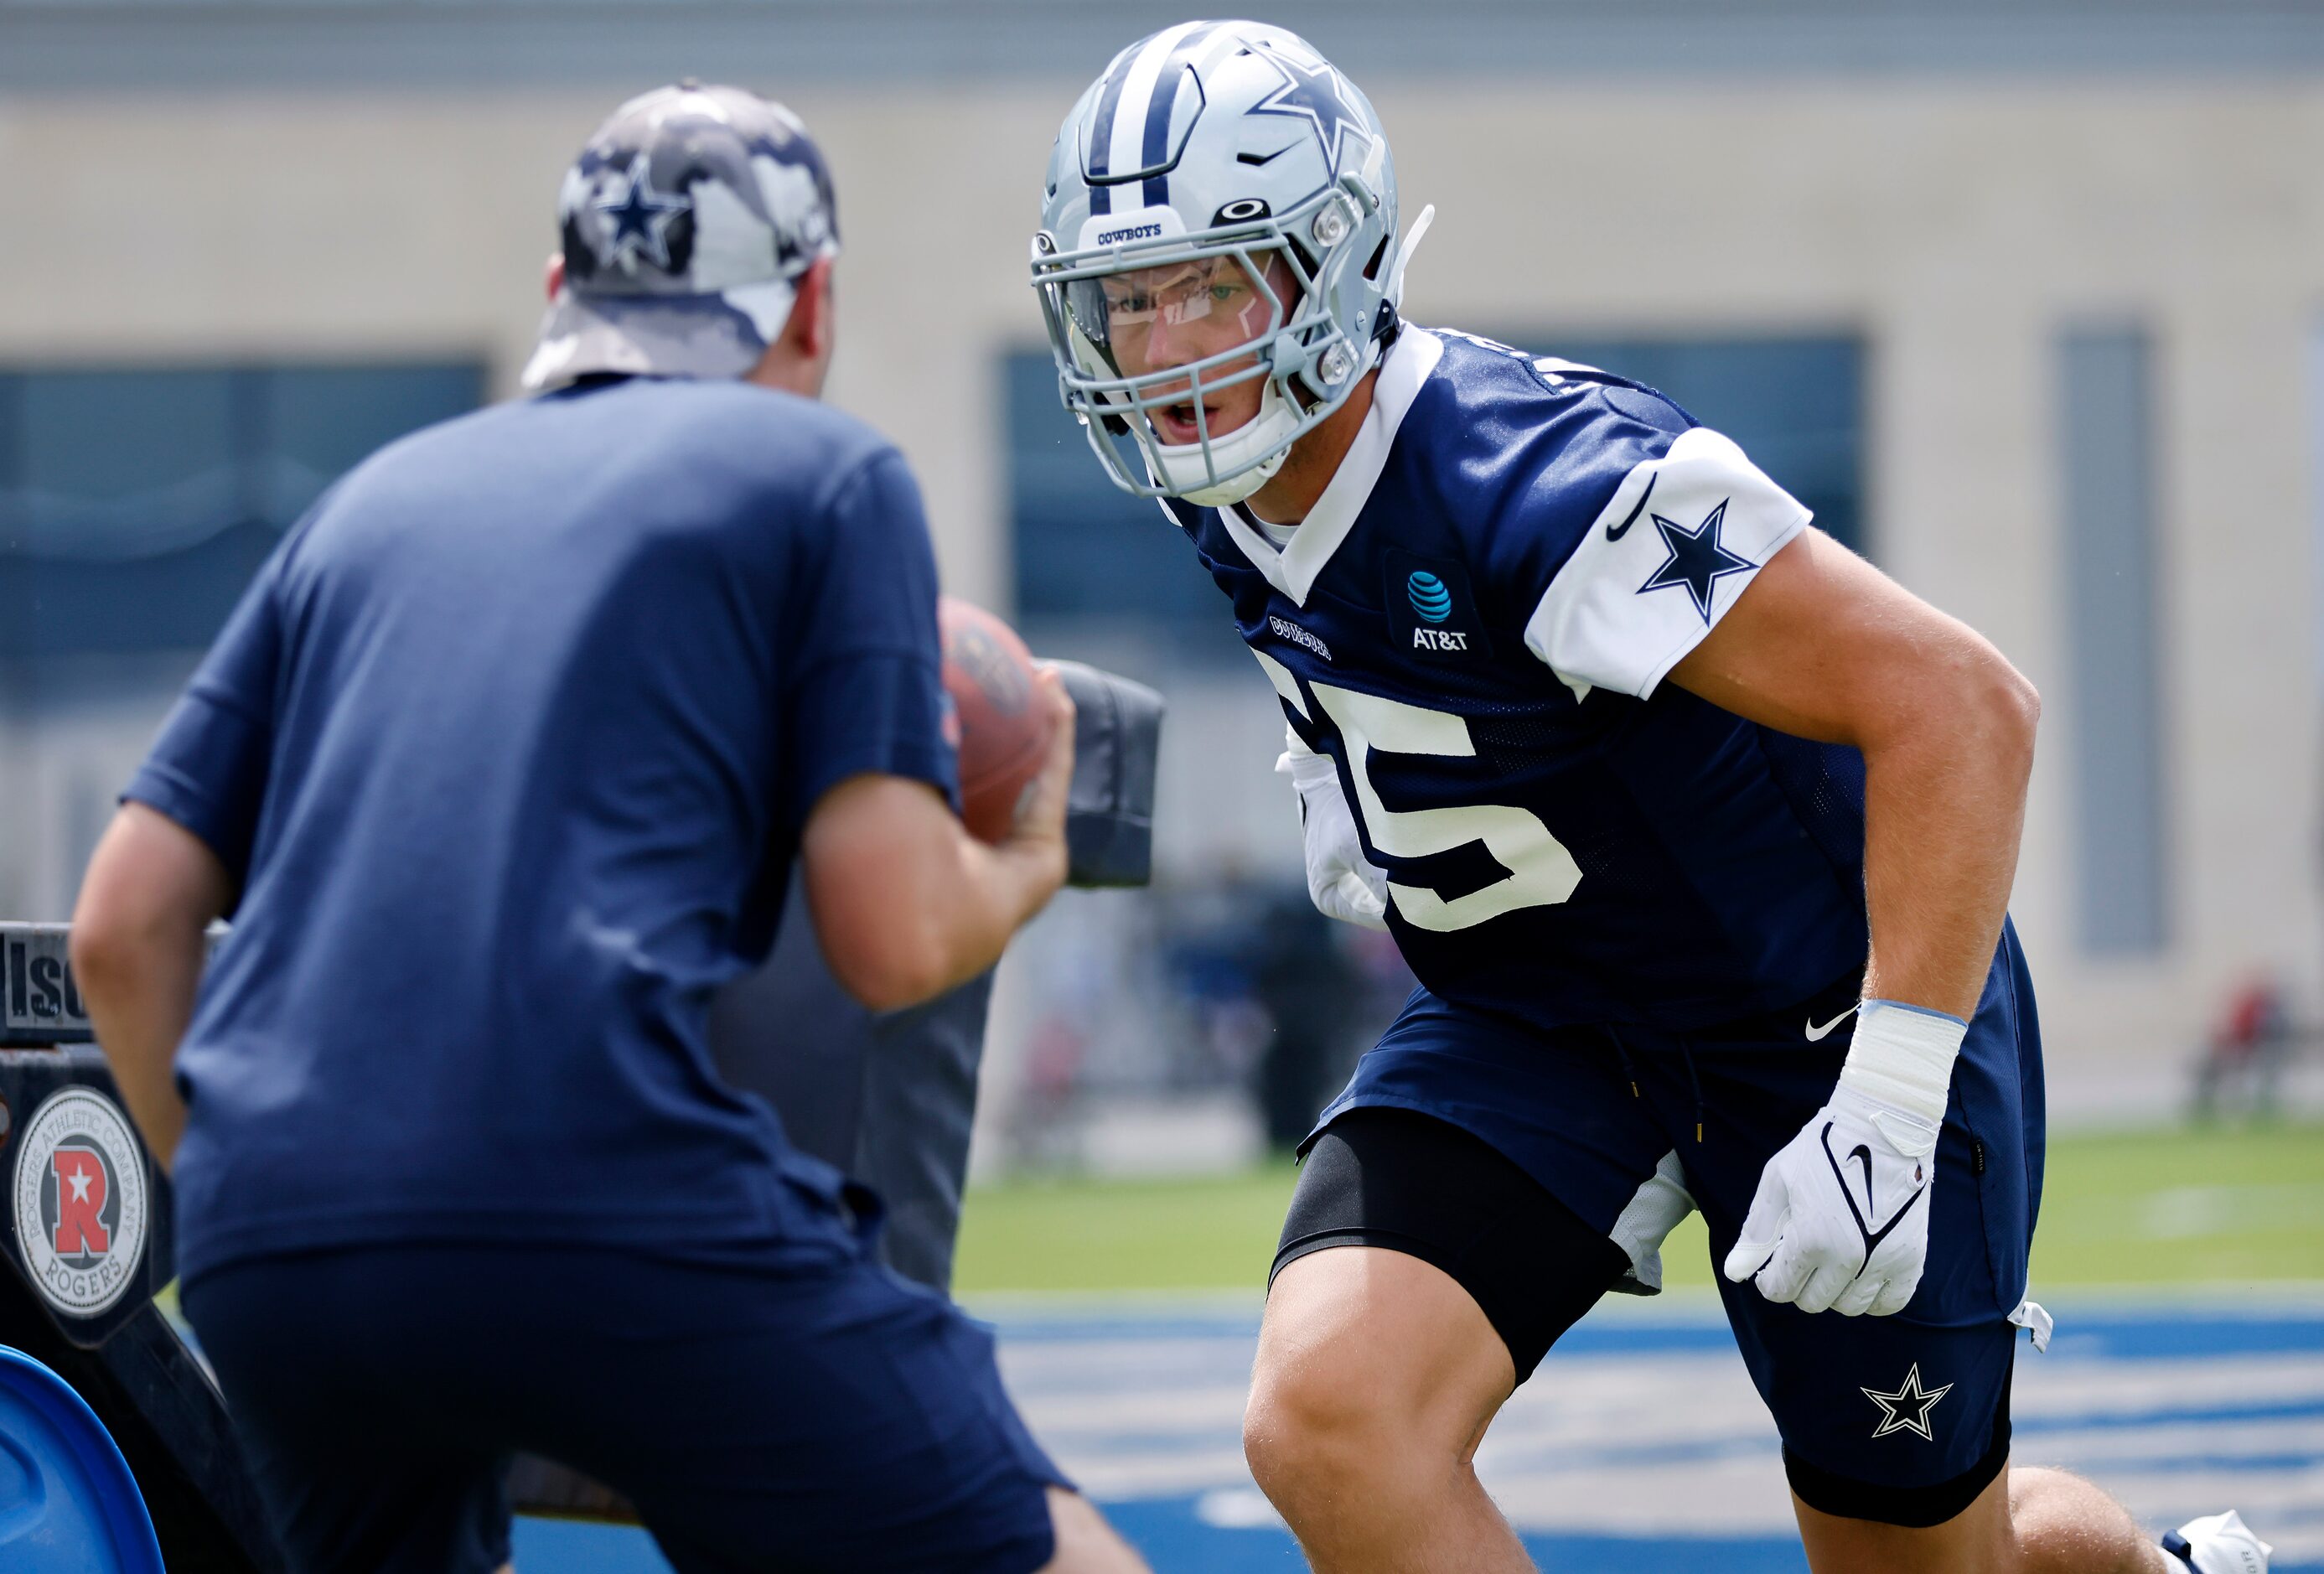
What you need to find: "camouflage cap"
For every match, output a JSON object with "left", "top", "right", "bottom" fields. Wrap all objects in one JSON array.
[{"left": 522, "top": 81, "right": 841, "bottom": 392}]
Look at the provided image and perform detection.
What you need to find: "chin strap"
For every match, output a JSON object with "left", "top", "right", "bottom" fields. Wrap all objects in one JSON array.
[{"left": 1385, "top": 203, "right": 1436, "bottom": 313}]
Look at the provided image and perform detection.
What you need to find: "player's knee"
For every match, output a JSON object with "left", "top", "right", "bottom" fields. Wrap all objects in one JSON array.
[
  {"left": 2004, "top": 1466, "right": 2153, "bottom": 1574},
  {"left": 2006, "top": 1463, "right": 2090, "bottom": 1506},
  {"left": 1242, "top": 1353, "right": 1404, "bottom": 1502}
]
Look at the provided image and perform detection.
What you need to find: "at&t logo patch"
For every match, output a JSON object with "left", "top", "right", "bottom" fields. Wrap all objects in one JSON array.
[
  {"left": 1385, "top": 551, "right": 1491, "bottom": 662},
  {"left": 12, "top": 1087, "right": 148, "bottom": 1318},
  {"left": 1406, "top": 571, "right": 1453, "bottom": 623}
]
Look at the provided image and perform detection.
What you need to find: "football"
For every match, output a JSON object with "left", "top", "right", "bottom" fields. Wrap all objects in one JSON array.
[{"left": 939, "top": 596, "right": 1055, "bottom": 843}]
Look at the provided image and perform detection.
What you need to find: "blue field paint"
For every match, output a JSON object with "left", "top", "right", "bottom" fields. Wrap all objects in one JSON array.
[
  {"left": 505, "top": 1300, "right": 2324, "bottom": 1574},
  {"left": 510, "top": 1518, "right": 674, "bottom": 1573},
  {"left": 1097, "top": 1499, "right": 1312, "bottom": 1571},
  {"left": 2039, "top": 1311, "right": 2324, "bottom": 1360},
  {"left": 2016, "top": 1395, "right": 2324, "bottom": 1434},
  {"left": 987, "top": 1302, "right": 2324, "bottom": 1359},
  {"left": 508, "top": 1513, "right": 2324, "bottom": 1574},
  {"left": 507, "top": 1508, "right": 1822, "bottom": 1574},
  {"left": 1102, "top": 1499, "right": 1820, "bottom": 1572}
]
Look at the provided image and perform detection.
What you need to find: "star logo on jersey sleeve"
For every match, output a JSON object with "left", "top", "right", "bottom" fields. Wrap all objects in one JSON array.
[
  {"left": 1638, "top": 497, "right": 1756, "bottom": 623},
  {"left": 594, "top": 153, "right": 691, "bottom": 272},
  {"left": 1861, "top": 1363, "right": 1952, "bottom": 1441}
]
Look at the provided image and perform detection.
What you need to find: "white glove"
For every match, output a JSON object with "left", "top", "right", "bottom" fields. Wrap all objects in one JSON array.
[
  {"left": 1723, "top": 1000, "right": 1965, "bottom": 1318},
  {"left": 1277, "top": 728, "right": 1389, "bottom": 930}
]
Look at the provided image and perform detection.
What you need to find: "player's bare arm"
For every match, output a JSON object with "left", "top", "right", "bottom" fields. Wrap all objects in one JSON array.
[
  {"left": 805, "top": 665, "right": 1076, "bottom": 1012},
  {"left": 1669, "top": 529, "right": 2046, "bottom": 1321},
  {"left": 1666, "top": 526, "right": 2039, "bottom": 1022},
  {"left": 72, "top": 802, "right": 234, "bottom": 1172}
]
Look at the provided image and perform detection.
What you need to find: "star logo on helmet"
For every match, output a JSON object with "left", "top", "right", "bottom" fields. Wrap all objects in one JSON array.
[
  {"left": 594, "top": 153, "right": 690, "bottom": 272},
  {"left": 1247, "top": 46, "right": 1370, "bottom": 175}
]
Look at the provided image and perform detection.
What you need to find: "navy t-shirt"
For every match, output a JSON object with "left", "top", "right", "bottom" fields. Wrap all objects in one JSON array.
[{"left": 126, "top": 377, "right": 955, "bottom": 1282}]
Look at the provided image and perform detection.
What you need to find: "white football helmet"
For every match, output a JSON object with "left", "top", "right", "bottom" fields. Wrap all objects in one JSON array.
[{"left": 1032, "top": 20, "right": 1430, "bottom": 505}]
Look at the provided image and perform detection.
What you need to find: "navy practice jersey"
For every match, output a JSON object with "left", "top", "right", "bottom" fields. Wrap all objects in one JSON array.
[
  {"left": 126, "top": 377, "right": 955, "bottom": 1282},
  {"left": 1168, "top": 328, "right": 1870, "bottom": 1033}
]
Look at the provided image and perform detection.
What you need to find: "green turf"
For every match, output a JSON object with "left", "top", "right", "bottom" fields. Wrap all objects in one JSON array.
[
  {"left": 952, "top": 1119, "right": 2324, "bottom": 1293},
  {"left": 954, "top": 1163, "right": 1300, "bottom": 1293},
  {"left": 2024, "top": 1119, "right": 2324, "bottom": 1287}
]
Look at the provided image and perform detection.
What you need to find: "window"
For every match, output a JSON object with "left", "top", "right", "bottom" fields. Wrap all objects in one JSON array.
[
  {"left": 1004, "top": 352, "right": 1234, "bottom": 668},
  {"left": 0, "top": 364, "right": 484, "bottom": 659},
  {"left": 2059, "top": 328, "right": 2169, "bottom": 954},
  {"left": 0, "top": 362, "right": 484, "bottom": 919},
  {"left": 1533, "top": 334, "right": 1865, "bottom": 557}
]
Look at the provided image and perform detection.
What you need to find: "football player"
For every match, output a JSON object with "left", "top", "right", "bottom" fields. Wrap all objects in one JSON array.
[{"left": 1031, "top": 21, "right": 2272, "bottom": 1574}]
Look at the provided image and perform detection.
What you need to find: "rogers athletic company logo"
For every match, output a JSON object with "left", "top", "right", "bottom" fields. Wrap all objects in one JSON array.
[{"left": 12, "top": 1088, "right": 148, "bottom": 1318}]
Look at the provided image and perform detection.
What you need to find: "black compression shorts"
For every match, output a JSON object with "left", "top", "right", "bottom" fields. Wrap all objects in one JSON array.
[{"left": 1270, "top": 1105, "right": 1633, "bottom": 1384}]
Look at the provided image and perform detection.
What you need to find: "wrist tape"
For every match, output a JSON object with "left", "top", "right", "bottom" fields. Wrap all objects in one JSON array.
[{"left": 1837, "top": 998, "right": 1966, "bottom": 1127}]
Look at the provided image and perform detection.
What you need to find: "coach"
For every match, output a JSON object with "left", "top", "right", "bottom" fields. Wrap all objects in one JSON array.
[{"left": 69, "top": 84, "right": 1145, "bottom": 1574}]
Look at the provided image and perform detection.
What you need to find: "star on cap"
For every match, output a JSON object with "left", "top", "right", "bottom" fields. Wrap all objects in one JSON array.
[
  {"left": 594, "top": 153, "right": 690, "bottom": 272},
  {"left": 1247, "top": 47, "right": 1369, "bottom": 173},
  {"left": 1862, "top": 1363, "right": 1952, "bottom": 1442},
  {"left": 1638, "top": 497, "right": 1756, "bottom": 622}
]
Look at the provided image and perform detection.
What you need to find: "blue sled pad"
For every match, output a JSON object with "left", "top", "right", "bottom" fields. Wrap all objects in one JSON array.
[{"left": 0, "top": 1345, "right": 163, "bottom": 1573}]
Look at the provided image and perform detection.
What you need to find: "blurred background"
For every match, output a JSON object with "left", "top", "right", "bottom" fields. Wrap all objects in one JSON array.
[
  {"left": 10, "top": 0, "right": 2324, "bottom": 1157},
  {"left": 4, "top": 3, "right": 2322, "bottom": 1567}
]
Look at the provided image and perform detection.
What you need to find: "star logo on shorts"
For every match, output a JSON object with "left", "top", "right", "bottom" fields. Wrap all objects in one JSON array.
[{"left": 1862, "top": 1363, "right": 1952, "bottom": 1441}]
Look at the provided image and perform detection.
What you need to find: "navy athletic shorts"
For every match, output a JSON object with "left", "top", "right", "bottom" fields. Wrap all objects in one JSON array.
[
  {"left": 180, "top": 1217, "right": 1067, "bottom": 1573},
  {"left": 1288, "top": 920, "right": 2045, "bottom": 1528}
]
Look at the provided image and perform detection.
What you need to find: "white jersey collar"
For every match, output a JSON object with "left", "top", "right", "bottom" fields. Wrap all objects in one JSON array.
[{"left": 1218, "top": 326, "right": 1445, "bottom": 606}]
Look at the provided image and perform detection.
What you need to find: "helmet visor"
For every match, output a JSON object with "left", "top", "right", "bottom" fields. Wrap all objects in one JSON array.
[
  {"left": 1069, "top": 253, "right": 1282, "bottom": 381},
  {"left": 1033, "top": 203, "right": 1342, "bottom": 500},
  {"left": 1045, "top": 248, "right": 1296, "bottom": 455}
]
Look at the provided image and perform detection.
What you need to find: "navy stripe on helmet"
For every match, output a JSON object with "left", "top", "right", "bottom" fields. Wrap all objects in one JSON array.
[
  {"left": 1139, "top": 21, "right": 1222, "bottom": 208},
  {"left": 1084, "top": 36, "right": 1149, "bottom": 212}
]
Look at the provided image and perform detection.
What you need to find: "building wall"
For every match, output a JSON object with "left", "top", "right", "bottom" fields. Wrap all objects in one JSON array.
[{"left": 4, "top": 77, "right": 2318, "bottom": 1110}]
